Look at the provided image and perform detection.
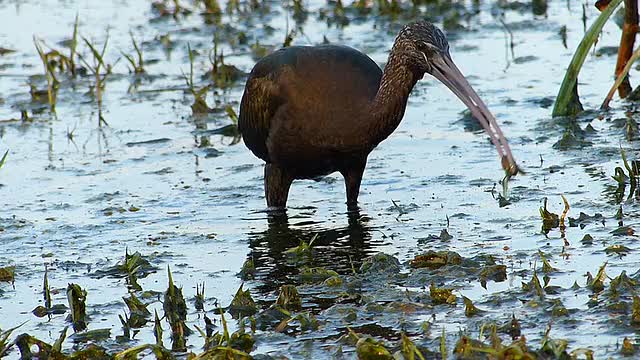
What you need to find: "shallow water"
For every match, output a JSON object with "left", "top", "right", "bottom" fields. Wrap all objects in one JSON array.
[{"left": 1, "top": 0, "right": 639, "bottom": 358}]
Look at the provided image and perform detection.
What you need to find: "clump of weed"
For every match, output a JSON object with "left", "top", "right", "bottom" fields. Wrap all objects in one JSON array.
[
  {"left": 163, "top": 266, "right": 191, "bottom": 351},
  {"left": 91, "top": 249, "right": 156, "bottom": 289},
  {"left": 193, "top": 308, "right": 254, "bottom": 358},
  {"left": 275, "top": 285, "right": 302, "bottom": 311},
  {"left": 228, "top": 283, "right": 257, "bottom": 318},
  {"left": 238, "top": 258, "right": 255, "bottom": 280},
  {"left": 0, "top": 266, "right": 14, "bottom": 284}
]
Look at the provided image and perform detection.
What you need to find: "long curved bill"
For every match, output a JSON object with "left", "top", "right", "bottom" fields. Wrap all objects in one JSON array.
[{"left": 428, "top": 53, "right": 520, "bottom": 176}]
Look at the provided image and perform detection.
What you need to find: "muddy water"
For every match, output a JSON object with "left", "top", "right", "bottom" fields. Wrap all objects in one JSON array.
[{"left": 0, "top": 0, "right": 639, "bottom": 358}]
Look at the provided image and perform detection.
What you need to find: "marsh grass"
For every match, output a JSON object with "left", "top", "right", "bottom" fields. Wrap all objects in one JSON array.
[
  {"left": 0, "top": 322, "right": 25, "bottom": 357},
  {"left": 183, "top": 43, "right": 211, "bottom": 115},
  {"left": 553, "top": 0, "right": 623, "bottom": 116},
  {"left": 163, "top": 266, "right": 190, "bottom": 351},
  {"left": 66, "top": 283, "right": 87, "bottom": 332},
  {"left": 33, "top": 38, "right": 60, "bottom": 112},
  {"left": 79, "top": 34, "right": 115, "bottom": 127},
  {"left": 0, "top": 150, "right": 7, "bottom": 170},
  {"left": 195, "top": 282, "right": 205, "bottom": 311},
  {"left": 121, "top": 32, "right": 145, "bottom": 74}
]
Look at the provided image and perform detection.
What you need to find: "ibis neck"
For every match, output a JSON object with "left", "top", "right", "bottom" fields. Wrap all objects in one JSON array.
[{"left": 369, "top": 49, "right": 419, "bottom": 146}]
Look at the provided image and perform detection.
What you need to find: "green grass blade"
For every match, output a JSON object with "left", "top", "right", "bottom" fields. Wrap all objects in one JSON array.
[
  {"left": 552, "top": 0, "right": 623, "bottom": 117},
  {"left": 0, "top": 150, "right": 8, "bottom": 170}
]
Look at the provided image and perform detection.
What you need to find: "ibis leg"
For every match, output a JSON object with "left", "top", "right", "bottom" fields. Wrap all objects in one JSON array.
[
  {"left": 342, "top": 161, "right": 366, "bottom": 209},
  {"left": 264, "top": 163, "right": 293, "bottom": 209}
]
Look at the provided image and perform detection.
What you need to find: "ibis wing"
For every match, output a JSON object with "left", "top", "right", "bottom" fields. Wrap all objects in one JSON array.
[{"left": 238, "top": 75, "right": 283, "bottom": 162}]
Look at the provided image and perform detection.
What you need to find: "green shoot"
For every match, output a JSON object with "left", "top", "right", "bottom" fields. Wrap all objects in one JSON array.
[
  {"left": 33, "top": 37, "right": 59, "bottom": 111},
  {"left": 79, "top": 34, "right": 114, "bottom": 126},
  {"left": 0, "top": 150, "right": 8, "bottom": 170},
  {"left": 552, "top": 0, "right": 622, "bottom": 116},
  {"left": 121, "top": 32, "right": 145, "bottom": 74}
]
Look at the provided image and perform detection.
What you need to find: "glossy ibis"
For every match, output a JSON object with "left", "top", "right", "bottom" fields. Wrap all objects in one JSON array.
[{"left": 239, "top": 21, "right": 518, "bottom": 210}]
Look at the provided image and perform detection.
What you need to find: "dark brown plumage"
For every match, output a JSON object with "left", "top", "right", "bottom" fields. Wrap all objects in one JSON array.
[{"left": 239, "top": 21, "right": 518, "bottom": 210}]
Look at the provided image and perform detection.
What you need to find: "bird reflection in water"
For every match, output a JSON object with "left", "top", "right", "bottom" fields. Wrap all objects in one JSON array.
[{"left": 244, "top": 209, "right": 375, "bottom": 295}]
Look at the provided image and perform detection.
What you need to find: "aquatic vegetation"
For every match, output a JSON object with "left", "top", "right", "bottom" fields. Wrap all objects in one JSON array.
[
  {"left": 92, "top": 249, "right": 156, "bottom": 292},
  {"left": 462, "top": 296, "right": 481, "bottom": 317},
  {"left": 299, "top": 266, "right": 339, "bottom": 283},
  {"left": 153, "top": 310, "right": 164, "bottom": 347},
  {"left": 121, "top": 32, "right": 145, "bottom": 74},
  {"left": 228, "top": 283, "right": 257, "bottom": 317},
  {"left": 33, "top": 38, "right": 60, "bottom": 111},
  {"left": 123, "top": 293, "right": 151, "bottom": 328},
  {"left": 275, "top": 284, "right": 302, "bottom": 311},
  {"left": 602, "top": 44, "right": 640, "bottom": 109},
  {"left": 355, "top": 335, "right": 394, "bottom": 359},
  {"left": 184, "top": 43, "right": 211, "bottom": 115},
  {"left": 79, "top": 34, "right": 114, "bottom": 126},
  {"left": 478, "top": 264, "right": 507, "bottom": 288},
  {"left": 587, "top": 262, "right": 608, "bottom": 293},
  {"left": 553, "top": 0, "right": 622, "bottom": 116},
  {"left": 0, "top": 266, "right": 14, "bottom": 283},
  {"left": 359, "top": 252, "right": 401, "bottom": 274},
  {"left": 0, "top": 322, "right": 24, "bottom": 357},
  {"left": 539, "top": 197, "right": 560, "bottom": 232},
  {"left": 164, "top": 266, "right": 191, "bottom": 351},
  {"left": 283, "top": 234, "right": 316, "bottom": 262},
  {"left": 3, "top": 1, "right": 640, "bottom": 358},
  {"left": 429, "top": 282, "right": 456, "bottom": 305},
  {"left": 195, "top": 282, "right": 206, "bottom": 311},
  {"left": 67, "top": 283, "right": 87, "bottom": 332},
  {"left": 238, "top": 258, "right": 255, "bottom": 280},
  {"left": 207, "top": 36, "right": 243, "bottom": 88},
  {"left": 409, "top": 250, "right": 462, "bottom": 269}
]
